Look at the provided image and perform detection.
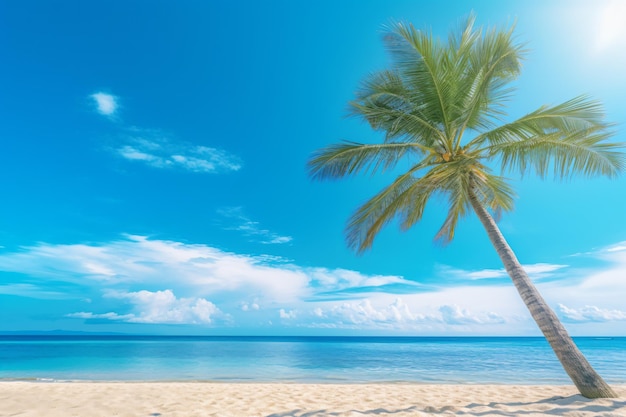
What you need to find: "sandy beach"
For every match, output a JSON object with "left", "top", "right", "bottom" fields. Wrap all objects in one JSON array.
[{"left": 1, "top": 382, "right": 625, "bottom": 417}]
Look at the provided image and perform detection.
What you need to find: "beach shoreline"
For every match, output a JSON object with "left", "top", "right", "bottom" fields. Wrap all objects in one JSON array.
[{"left": 1, "top": 382, "right": 625, "bottom": 416}]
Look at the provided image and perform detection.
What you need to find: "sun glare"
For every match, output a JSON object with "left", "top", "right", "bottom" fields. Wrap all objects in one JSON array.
[
  {"left": 557, "top": 0, "right": 626, "bottom": 82},
  {"left": 593, "top": 1, "right": 626, "bottom": 52}
]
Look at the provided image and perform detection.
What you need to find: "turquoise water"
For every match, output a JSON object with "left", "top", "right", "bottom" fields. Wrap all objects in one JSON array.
[{"left": 1, "top": 336, "right": 624, "bottom": 384}]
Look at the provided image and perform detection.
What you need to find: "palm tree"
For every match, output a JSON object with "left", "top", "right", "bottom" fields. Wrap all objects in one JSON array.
[{"left": 308, "top": 15, "right": 624, "bottom": 398}]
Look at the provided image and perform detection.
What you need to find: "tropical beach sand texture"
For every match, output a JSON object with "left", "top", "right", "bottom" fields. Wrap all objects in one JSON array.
[{"left": 1, "top": 382, "right": 625, "bottom": 417}]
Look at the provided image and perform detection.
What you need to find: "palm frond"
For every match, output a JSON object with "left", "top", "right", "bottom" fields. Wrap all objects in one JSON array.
[
  {"left": 469, "top": 96, "right": 611, "bottom": 149},
  {"left": 307, "top": 141, "right": 431, "bottom": 180},
  {"left": 493, "top": 126, "right": 625, "bottom": 179},
  {"left": 470, "top": 168, "right": 516, "bottom": 212},
  {"left": 346, "top": 160, "right": 438, "bottom": 252},
  {"left": 456, "top": 24, "right": 525, "bottom": 136},
  {"left": 350, "top": 103, "right": 445, "bottom": 147},
  {"left": 384, "top": 21, "right": 454, "bottom": 142},
  {"left": 447, "top": 13, "right": 481, "bottom": 55},
  {"left": 434, "top": 188, "right": 469, "bottom": 244},
  {"left": 427, "top": 159, "right": 474, "bottom": 243},
  {"left": 433, "top": 163, "right": 516, "bottom": 243},
  {"left": 353, "top": 70, "right": 409, "bottom": 107},
  {"left": 445, "top": 14, "right": 524, "bottom": 140}
]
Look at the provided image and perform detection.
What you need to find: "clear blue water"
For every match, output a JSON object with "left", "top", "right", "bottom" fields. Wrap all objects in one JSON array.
[{"left": 1, "top": 336, "right": 624, "bottom": 384}]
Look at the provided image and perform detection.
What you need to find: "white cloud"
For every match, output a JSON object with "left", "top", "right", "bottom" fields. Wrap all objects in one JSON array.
[
  {"left": 326, "top": 298, "right": 430, "bottom": 326},
  {"left": 279, "top": 308, "right": 296, "bottom": 319},
  {"left": 328, "top": 300, "right": 386, "bottom": 325},
  {"left": 218, "top": 207, "right": 293, "bottom": 245},
  {"left": 544, "top": 243, "right": 626, "bottom": 302},
  {"left": 439, "top": 304, "right": 505, "bottom": 325},
  {"left": 467, "top": 269, "right": 506, "bottom": 279},
  {"left": 557, "top": 304, "right": 626, "bottom": 323},
  {"left": 265, "top": 236, "right": 293, "bottom": 244},
  {"left": 524, "top": 263, "right": 569, "bottom": 277},
  {"left": 4, "top": 235, "right": 626, "bottom": 335},
  {"left": 597, "top": 241, "right": 626, "bottom": 258},
  {"left": 308, "top": 268, "right": 417, "bottom": 293},
  {"left": 0, "top": 283, "right": 69, "bottom": 299},
  {"left": 300, "top": 298, "right": 507, "bottom": 331},
  {"left": 118, "top": 146, "right": 157, "bottom": 162},
  {"left": 108, "top": 289, "right": 223, "bottom": 324},
  {"left": 88, "top": 95, "right": 240, "bottom": 174},
  {"left": 68, "top": 289, "right": 224, "bottom": 324},
  {"left": 0, "top": 235, "right": 412, "bottom": 306},
  {"left": 115, "top": 138, "right": 241, "bottom": 173},
  {"left": 605, "top": 243, "right": 626, "bottom": 253},
  {"left": 440, "top": 263, "right": 568, "bottom": 281},
  {"left": 66, "top": 311, "right": 134, "bottom": 321},
  {"left": 91, "top": 92, "right": 118, "bottom": 116},
  {"left": 241, "top": 301, "right": 260, "bottom": 312}
]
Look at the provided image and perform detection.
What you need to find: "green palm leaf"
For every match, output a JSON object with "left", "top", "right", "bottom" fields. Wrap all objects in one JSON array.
[
  {"left": 307, "top": 141, "right": 431, "bottom": 180},
  {"left": 345, "top": 162, "right": 431, "bottom": 252}
]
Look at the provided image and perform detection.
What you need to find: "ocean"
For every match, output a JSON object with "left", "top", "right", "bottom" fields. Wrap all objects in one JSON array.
[{"left": 1, "top": 336, "right": 624, "bottom": 384}]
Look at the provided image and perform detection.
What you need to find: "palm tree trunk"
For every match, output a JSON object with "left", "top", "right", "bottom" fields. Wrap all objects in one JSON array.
[{"left": 468, "top": 189, "right": 616, "bottom": 398}]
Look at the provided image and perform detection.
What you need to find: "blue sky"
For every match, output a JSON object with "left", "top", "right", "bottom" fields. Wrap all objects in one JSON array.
[{"left": 1, "top": 0, "right": 625, "bottom": 336}]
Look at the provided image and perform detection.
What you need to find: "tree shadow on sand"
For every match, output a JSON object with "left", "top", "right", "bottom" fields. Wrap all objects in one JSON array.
[
  {"left": 264, "top": 395, "right": 626, "bottom": 416},
  {"left": 265, "top": 406, "right": 421, "bottom": 417},
  {"left": 463, "top": 394, "right": 626, "bottom": 416}
]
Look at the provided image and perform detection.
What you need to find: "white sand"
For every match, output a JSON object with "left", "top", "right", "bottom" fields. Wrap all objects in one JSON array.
[{"left": 1, "top": 382, "right": 625, "bottom": 416}]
